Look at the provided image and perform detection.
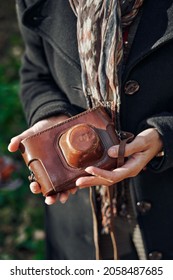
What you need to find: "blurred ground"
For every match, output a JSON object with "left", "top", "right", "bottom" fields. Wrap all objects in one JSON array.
[{"left": 0, "top": 0, "right": 46, "bottom": 260}]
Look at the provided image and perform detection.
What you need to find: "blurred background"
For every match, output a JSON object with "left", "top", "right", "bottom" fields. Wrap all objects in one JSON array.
[{"left": 0, "top": 1, "right": 45, "bottom": 259}]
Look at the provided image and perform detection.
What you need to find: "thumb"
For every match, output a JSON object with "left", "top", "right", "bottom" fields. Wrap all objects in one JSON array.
[
  {"left": 8, "top": 136, "right": 23, "bottom": 152},
  {"left": 108, "top": 136, "right": 144, "bottom": 158},
  {"left": 8, "top": 128, "right": 34, "bottom": 152},
  {"left": 107, "top": 145, "right": 119, "bottom": 158}
]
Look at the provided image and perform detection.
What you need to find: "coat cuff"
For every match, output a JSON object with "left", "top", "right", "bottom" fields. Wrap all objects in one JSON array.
[
  {"left": 29, "top": 101, "right": 79, "bottom": 126},
  {"left": 137, "top": 113, "right": 173, "bottom": 172}
]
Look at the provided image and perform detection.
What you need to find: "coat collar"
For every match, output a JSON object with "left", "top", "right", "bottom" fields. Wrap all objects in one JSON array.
[
  {"left": 21, "top": 0, "right": 173, "bottom": 73},
  {"left": 21, "top": 0, "right": 81, "bottom": 70}
]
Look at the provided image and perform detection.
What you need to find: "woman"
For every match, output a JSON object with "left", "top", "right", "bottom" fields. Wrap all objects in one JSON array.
[{"left": 9, "top": 0, "right": 173, "bottom": 259}]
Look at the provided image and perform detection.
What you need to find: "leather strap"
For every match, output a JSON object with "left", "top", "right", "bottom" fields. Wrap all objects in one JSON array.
[
  {"left": 117, "top": 131, "right": 134, "bottom": 168},
  {"left": 117, "top": 139, "right": 127, "bottom": 168},
  {"left": 108, "top": 185, "right": 118, "bottom": 260}
]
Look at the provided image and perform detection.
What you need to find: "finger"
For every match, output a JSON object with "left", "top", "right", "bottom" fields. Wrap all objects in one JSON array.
[
  {"left": 92, "top": 153, "right": 145, "bottom": 179},
  {"left": 45, "top": 191, "right": 70, "bottom": 205},
  {"left": 108, "top": 128, "right": 163, "bottom": 159},
  {"left": 30, "top": 182, "right": 42, "bottom": 194},
  {"left": 76, "top": 169, "right": 118, "bottom": 187},
  {"left": 8, "top": 128, "right": 34, "bottom": 152},
  {"left": 76, "top": 167, "right": 114, "bottom": 187},
  {"left": 108, "top": 135, "right": 147, "bottom": 158},
  {"left": 8, "top": 136, "right": 23, "bottom": 152},
  {"left": 76, "top": 176, "right": 112, "bottom": 188},
  {"left": 59, "top": 191, "right": 70, "bottom": 203},
  {"left": 70, "top": 187, "right": 78, "bottom": 195},
  {"left": 77, "top": 156, "right": 145, "bottom": 188},
  {"left": 30, "top": 181, "right": 59, "bottom": 205},
  {"left": 45, "top": 194, "right": 59, "bottom": 205}
]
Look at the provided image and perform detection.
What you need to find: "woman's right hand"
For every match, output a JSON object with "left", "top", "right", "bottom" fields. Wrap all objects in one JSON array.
[{"left": 8, "top": 115, "right": 78, "bottom": 205}]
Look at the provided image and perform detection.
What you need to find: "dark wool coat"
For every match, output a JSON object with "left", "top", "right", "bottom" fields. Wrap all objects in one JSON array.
[{"left": 16, "top": 0, "right": 173, "bottom": 259}]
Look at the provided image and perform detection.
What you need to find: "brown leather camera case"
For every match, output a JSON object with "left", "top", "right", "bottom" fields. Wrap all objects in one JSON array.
[{"left": 19, "top": 106, "right": 120, "bottom": 196}]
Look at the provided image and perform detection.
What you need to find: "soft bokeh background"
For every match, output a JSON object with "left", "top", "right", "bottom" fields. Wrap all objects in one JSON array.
[{"left": 0, "top": 0, "right": 45, "bottom": 259}]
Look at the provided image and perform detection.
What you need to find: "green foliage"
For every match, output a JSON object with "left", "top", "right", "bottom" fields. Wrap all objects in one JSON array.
[
  {"left": 0, "top": 83, "right": 25, "bottom": 150},
  {"left": 0, "top": 28, "right": 45, "bottom": 260}
]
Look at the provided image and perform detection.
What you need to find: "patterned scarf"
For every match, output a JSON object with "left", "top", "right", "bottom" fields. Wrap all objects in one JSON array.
[
  {"left": 69, "top": 0, "right": 144, "bottom": 113},
  {"left": 69, "top": 0, "right": 144, "bottom": 254}
]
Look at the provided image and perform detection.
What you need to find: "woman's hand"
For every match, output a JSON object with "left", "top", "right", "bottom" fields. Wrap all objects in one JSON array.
[
  {"left": 8, "top": 115, "right": 78, "bottom": 205},
  {"left": 76, "top": 128, "right": 163, "bottom": 188}
]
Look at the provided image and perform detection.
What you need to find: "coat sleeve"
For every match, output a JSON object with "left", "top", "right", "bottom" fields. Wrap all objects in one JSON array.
[
  {"left": 138, "top": 112, "right": 173, "bottom": 173},
  {"left": 16, "top": 1, "right": 78, "bottom": 126}
]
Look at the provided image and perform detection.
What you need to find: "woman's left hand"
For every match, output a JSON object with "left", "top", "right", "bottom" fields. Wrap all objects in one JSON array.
[{"left": 76, "top": 128, "right": 163, "bottom": 188}]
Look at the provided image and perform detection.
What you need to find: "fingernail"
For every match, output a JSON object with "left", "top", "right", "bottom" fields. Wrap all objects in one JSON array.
[
  {"left": 60, "top": 198, "right": 67, "bottom": 204},
  {"left": 45, "top": 198, "right": 52, "bottom": 205},
  {"left": 76, "top": 180, "right": 84, "bottom": 188},
  {"left": 108, "top": 147, "right": 116, "bottom": 156},
  {"left": 85, "top": 167, "right": 95, "bottom": 175},
  {"left": 59, "top": 195, "right": 68, "bottom": 204}
]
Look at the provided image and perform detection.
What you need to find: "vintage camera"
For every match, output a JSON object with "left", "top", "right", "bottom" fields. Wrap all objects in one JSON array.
[{"left": 19, "top": 106, "right": 120, "bottom": 196}]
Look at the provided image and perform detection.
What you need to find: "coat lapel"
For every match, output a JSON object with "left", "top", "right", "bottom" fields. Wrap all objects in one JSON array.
[
  {"left": 125, "top": 0, "right": 173, "bottom": 76},
  {"left": 21, "top": 0, "right": 173, "bottom": 74}
]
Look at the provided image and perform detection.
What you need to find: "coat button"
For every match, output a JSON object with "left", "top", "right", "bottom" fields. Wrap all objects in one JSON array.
[
  {"left": 124, "top": 80, "right": 140, "bottom": 95},
  {"left": 33, "top": 16, "right": 39, "bottom": 21},
  {"left": 32, "top": 16, "right": 44, "bottom": 22},
  {"left": 136, "top": 201, "right": 152, "bottom": 214},
  {"left": 148, "top": 251, "right": 163, "bottom": 260}
]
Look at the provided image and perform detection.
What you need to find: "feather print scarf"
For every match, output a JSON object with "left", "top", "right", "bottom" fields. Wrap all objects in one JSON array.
[
  {"left": 69, "top": 0, "right": 144, "bottom": 114},
  {"left": 69, "top": 0, "right": 144, "bottom": 257}
]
